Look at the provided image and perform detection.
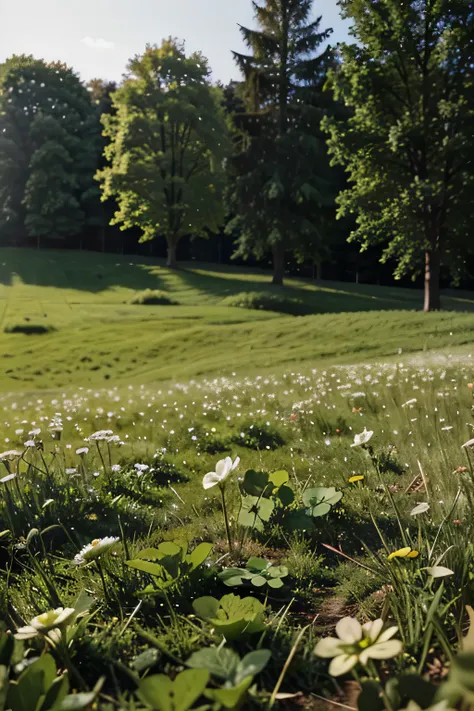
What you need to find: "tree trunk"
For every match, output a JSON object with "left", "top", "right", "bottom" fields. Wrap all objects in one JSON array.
[
  {"left": 272, "top": 243, "right": 285, "bottom": 285},
  {"left": 315, "top": 260, "right": 322, "bottom": 282},
  {"left": 166, "top": 237, "right": 178, "bottom": 268},
  {"left": 424, "top": 249, "right": 441, "bottom": 312}
]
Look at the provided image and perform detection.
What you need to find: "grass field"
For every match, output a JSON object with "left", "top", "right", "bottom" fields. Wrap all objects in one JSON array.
[
  {"left": 4, "top": 248, "right": 474, "bottom": 709},
  {"left": 1, "top": 247, "right": 474, "bottom": 392}
]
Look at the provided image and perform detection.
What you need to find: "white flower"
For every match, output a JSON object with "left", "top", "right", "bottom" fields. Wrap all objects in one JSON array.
[
  {"left": 74, "top": 536, "right": 119, "bottom": 565},
  {"left": 0, "top": 449, "right": 22, "bottom": 461},
  {"left": 0, "top": 473, "right": 16, "bottom": 483},
  {"left": 402, "top": 398, "right": 417, "bottom": 408},
  {"left": 15, "top": 607, "right": 76, "bottom": 640},
  {"left": 314, "top": 617, "right": 402, "bottom": 676},
  {"left": 410, "top": 502, "right": 430, "bottom": 516},
  {"left": 111, "top": 464, "right": 121, "bottom": 473},
  {"left": 202, "top": 456, "right": 240, "bottom": 490},
  {"left": 462, "top": 437, "right": 474, "bottom": 449},
  {"left": 76, "top": 447, "right": 89, "bottom": 456},
  {"left": 85, "top": 429, "right": 114, "bottom": 442},
  {"left": 134, "top": 463, "right": 149, "bottom": 472},
  {"left": 350, "top": 429, "right": 374, "bottom": 448},
  {"left": 24, "top": 440, "right": 36, "bottom": 448}
]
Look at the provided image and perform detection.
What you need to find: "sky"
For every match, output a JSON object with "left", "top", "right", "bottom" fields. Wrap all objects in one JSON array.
[{"left": 0, "top": 0, "right": 352, "bottom": 85}]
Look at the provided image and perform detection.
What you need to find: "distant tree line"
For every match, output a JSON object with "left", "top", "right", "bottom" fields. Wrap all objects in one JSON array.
[{"left": 1, "top": 0, "right": 474, "bottom": 309}]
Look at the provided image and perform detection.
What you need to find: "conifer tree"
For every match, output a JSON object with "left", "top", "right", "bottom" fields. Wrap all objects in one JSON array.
[{"left": 227, "top": 0, "right": 334, "bottom": 285}]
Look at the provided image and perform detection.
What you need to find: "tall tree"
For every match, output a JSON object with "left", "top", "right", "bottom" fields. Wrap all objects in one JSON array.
[
  {"left": 324, "top": 0, "right": 474, "bottom": 311},
  {"left": 97, "top": 39, "right": 230, "bottom": 268},
  {"left": 227, "top": 0, "right": 334, "bottom": 284},
  {"left": 0, "top": 55, "right": 98, "bottom": 246}
]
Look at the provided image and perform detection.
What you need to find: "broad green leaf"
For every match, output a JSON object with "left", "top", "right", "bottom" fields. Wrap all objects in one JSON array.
[
  {"left": 134, "top": 548, "right": 164, "bottom": 561},
  {"left": 126, "top": 560, "right": 169, "bottom": 578},
  {"left": 285, "top": 509, "right": 314, "bottom": 531},
  {"left": 250, "top": 575, "right": 267, "bottom": 587},
  {"left": 238, "top": 496, "right": 274, "bottom": 531},
  {"left": 268, "top": 565, "right": 288, "bottom": 578},
  {"left": 0, "top": 666, "right": 9, "bottom": 711},
  {"left": 246, "top": 558, "right": 269, "bottom": 572},
  {"left": 235, "top": 650, "right": 271, "bottom": 685},
  {"left": 267, "top": 577, "right": 284, "bottom": 589},
  {"left": 73, "top": 590, "right": 94, "bottom": 616},
  {"left": 58, "top": 691, "right": 99, "bottom": 711},
  {"left": 0, "top": 633, "right": 14, "bottom": 666},
  {"left": 139, "top": 669, "right": 209, "bottom": 711},
  {"left": 305, "top": 502, "right": 331, "bottom": 518},
  {"left": 204, "top": 676, "right": 252, "bottom": 709},
  {"left": 187, "top": 542, "right": 213, "bottom": 571},
  {"left": 40, "top": 674, "right": 69, "bottom": 711},
  {"left": 277, "top": 485, "right": 295, "bottom": 507},
  {"left": 218, "top": 568, "right": 247, "bottom": 586},
  {"left": 133, "top": 648, "right": 160, "bottom": 673},
  {"left": 192, "top": 596, "right": 219, "bottom": 620},
  {"left": 268, "top": 470, "right": 289, "bottom": 488},
  {"left": 187, "top": 647, "right": 240, "bottom": 682},
  {"left": 241, "top": 470, "right": 270, "bottom": 497},
  {"left": 302, "top": 487, "right": 343, "bottom": 509}
]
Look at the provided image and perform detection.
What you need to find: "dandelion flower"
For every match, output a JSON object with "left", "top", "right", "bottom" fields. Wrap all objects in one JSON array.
[
  {"left": 314, "top": 617, "right": 402, "bottom": 676},
  {"left": 15, "top": 607, "right": 76, "bottom": 640},
  {"left": 388, "top": 547, "right": 419, "bottom": 560},
  {"left": 202, "top": 456, "right": 240, "bottom": 490},
  {"left": 348, "top": 475, "right": 364, "bottom": 483},
  {"left": 74, "top": 536, "right": 119, "bottom": 565},
  {"left": 350, "top": 429, "right": 374, "bottom": 448}
]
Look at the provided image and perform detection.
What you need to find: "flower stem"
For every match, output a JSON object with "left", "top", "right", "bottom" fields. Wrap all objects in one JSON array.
[
  {"left": 95, "top": 560, "right": 110, "bottom": 604},
  {"left": 220, "top": 485, "right": 232, "bottom": 554}
]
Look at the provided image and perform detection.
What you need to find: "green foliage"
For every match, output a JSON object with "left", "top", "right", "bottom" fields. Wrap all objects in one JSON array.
[
  {"left": 139, "top": 669, "right": 209, "bottom": 711},
  {"left": 227, "top": 0, "right": 337, "bottom": 283},
  {"left": 0, "top": 55, "right": 100, "bottom": 243},
  {"left": 97, "top": 39, "right": 230, "bottom": 267},
  {"left": 218, "top": 557, "right": 289, "bottom": 589},
  {"left": 221, "top": 291, "right": 312, "bottom": 315},
  {"left": 129, "top": 289, "right": 178, "bottom": 306},
  {"left": 192, "top": 594, "right": 266, "bottom": 639},
  {"left": 324, "top": 0, "right": 474, "bottom": 310},
  {"left": 126, "top": 540, "right": 213, "bottom": 594}
]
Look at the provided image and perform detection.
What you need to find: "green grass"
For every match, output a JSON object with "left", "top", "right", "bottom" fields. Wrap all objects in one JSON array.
[{"left": 1, "top": 247, "right": 474, "bottom": 391}]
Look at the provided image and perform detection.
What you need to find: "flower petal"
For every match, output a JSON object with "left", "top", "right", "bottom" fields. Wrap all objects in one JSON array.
[
  {"left": 215, "top": 459, "right": 228, "bottom": 477},
  {"left": 365, "top": 639, "right": 403, "bottom": 660},
  {"left": 362, "top": 618, "right": 383, "bottom": 641},
  {"left": 377, "top": 626, "right": 399, "bottom": 643},
  {"left": 202, "top": 473, "right": 220, "bottom": 490},
  {"left": 388, "top": 547, "right": 411, "bottom": 560},
  {"left": 14, "top": 626, "right": 38, "bottom": 640},
  {"left": 314, "top": 637, "right": 344, "bottom": 658},
  {"left": 329, "top": 654, "right": 358, "bottom": 677},
  {"left": 231, "top": 456, "right": 240, "bottom": 470},
  {"left": 336, "top": 617, "right": 362, "bottom": 643}
]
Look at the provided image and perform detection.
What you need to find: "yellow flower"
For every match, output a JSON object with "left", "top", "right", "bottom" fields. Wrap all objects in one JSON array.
[
  {"left": 349, "top": 475, "right": 365, "bottom": 483},
  {"left": 388, "top": 547, "right": 419, "bottom": 560}
]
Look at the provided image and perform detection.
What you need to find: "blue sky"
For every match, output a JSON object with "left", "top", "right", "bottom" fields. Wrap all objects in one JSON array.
[{"left": 1, "top": 0, "right": 351, "bottom": 84}]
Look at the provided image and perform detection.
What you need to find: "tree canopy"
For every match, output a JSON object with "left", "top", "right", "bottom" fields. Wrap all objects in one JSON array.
[
  {"left": 96, "top": 39, "right": 230, "bottom": 267},
  {"left": 324, "top": 0, "right": 474, "bottom": 311}
]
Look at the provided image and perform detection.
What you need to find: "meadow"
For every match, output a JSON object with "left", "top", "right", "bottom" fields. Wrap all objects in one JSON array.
[{"left": 3, "top": 249, "right": 474, "bottom": 710}]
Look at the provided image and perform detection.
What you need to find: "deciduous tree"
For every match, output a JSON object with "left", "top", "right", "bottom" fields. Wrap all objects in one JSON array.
[
  {"left": 97, "top": 39, "right": 229, "bottom": 268},
  {"left": 324, "top": 0, "right": 474, "bottom": 311}
]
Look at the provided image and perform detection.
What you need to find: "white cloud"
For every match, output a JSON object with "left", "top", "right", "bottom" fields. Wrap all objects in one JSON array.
[{"left": 81, "top": 36, "right": 115, "bottom": 50}]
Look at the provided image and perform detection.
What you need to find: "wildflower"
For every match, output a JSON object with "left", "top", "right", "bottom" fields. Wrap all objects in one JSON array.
[
  {"left": 453, "top": 519, "right": 461, "bottom": 525},
  {"left": 0, "top": 473, "right": 16, "bottom": 483},
  {"left": 74, "top": 536, "right": 119, "bottom": 565},
  {"left": 24, "top": 440, "right": 36, "bottom": 448},
  {"left": 352, "top": 407, "right": 363, "bottom": 413},
  {"left": 462, "top": 437, "right": 474, "bottom": 449},
  {"left": 76, "top": 447, "right": 89, "bottom": 456},
  {"left": 348, "top": 475, "right": 364, "bottom": 483},
  {"left": 0, "top": 450, "right": 22, "bottom": 461},
  {"left": 111, "top": 464, "right": 121, "bottom": 473},
  {"left": 410, "top": 502, "right": 430, "bottom": 516},
  {"left": 455, "top": 466, "right": 467, "bottom": 473},
  {"left": 314, "top": 617, "right": 402, "bottom": 677},
  {"left": 202, "top": 456, "right": 240, "bottom": 490},
  {"left": 350, "top": 429, "right": 373, "bottom": 447},
  {"left": 289, "top": 413, "right": 297, "bottom": 421},
  {"left": 65, "top": 468, "right": 77, "bottom": 475},
  {"left": 402, "top": 398, "right": 417, "bottom": 408},
  {"left": 134, "top": 463, "right": 149, "bottom": 473},
  {"left": 85, "top": 429, "right": 114, "bottom": 442},
  {"left": 15, "top": 607, "right": 76, "bottom": 640},
  {"left": 388, "top": 547, "right": 419, "bottom": 560}
]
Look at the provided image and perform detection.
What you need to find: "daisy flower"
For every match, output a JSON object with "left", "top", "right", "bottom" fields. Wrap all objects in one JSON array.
[{"left": 74, "top": 537, "right": 119, "bottom": 565}]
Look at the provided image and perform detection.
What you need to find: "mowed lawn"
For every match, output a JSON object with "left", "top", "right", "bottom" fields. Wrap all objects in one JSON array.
[{"left": 0, "top": 247, "right": 474, "bottom": 391}]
